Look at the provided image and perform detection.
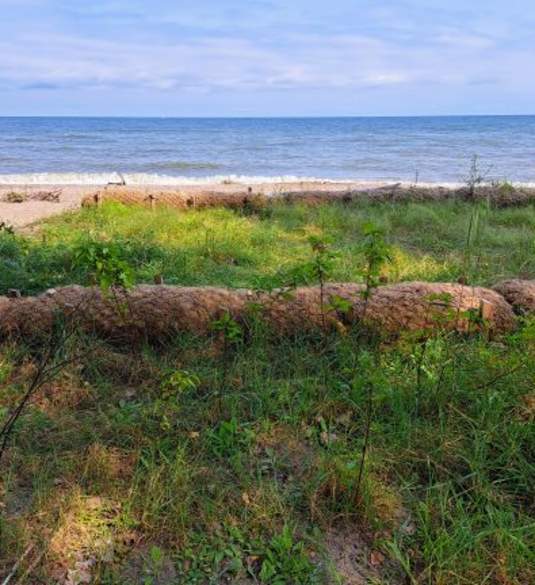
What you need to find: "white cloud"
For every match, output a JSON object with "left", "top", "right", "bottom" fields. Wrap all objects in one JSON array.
[
  {"left": 0, "top": 0, "right": 534, "bottom": 115},
  {"left": 0, "top": 33, "right": 419, "bottom": 92}
]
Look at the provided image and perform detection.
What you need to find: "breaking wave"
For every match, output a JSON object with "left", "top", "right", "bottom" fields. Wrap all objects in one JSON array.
[{"left": 0, "top": 172, "right": 356, "bottom": 186}]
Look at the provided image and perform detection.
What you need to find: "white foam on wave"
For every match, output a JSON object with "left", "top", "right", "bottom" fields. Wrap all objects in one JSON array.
[
  {"left": 0, "top": 172, "right": 357, "bottom": 186},
  {"left": 0, "top": 172, "right": 124, "bottom": 185},
  {"left": 0, "top": 172, "right": 533, "bottom": 189}
]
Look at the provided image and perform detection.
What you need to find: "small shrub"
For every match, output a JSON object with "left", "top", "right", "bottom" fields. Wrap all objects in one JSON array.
[
  {"left": 211, "top": 311, "right": 243, "bottom": 347},
  {"left": 359, "top": 222, "right": 392, "bottom": 303},
  {"left": 161, "top": 370, "right": 200, "bottom": 397},
  {"left": 73, "top": 238, "right": 134, "bottom": 291}
]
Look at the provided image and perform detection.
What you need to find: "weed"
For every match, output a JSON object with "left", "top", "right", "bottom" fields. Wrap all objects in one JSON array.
[
  {"left": 351, "top": 223, "right": 392, "bottom": 504},
  {"left": 464, "top": 154, "right": 492, "bottom": 200},
  {"left": 460, "top": 204, "right": 486, "bottom": 284},
  {"left": 74, "top": 238, "right": 134, "bottom": 291},
  {"left": 307, "top": 236, "right": 337, "bottom": 330},
  {"left": 358, "top": 222, "right": 392, "bottom": 307},
  {"left": 258, "top": 525, "right": 320, "bottom": 585},
  {"left": 206, "top": 418, "right": 255, "bottom": 459}
]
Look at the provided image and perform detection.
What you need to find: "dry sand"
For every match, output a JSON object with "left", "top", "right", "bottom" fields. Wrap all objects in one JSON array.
[
  {"left": 0, "top": 185, "right": 96, "bottom": 228},
  {"left": 0, "top": 181, "right": 383, "bottom": 227}
]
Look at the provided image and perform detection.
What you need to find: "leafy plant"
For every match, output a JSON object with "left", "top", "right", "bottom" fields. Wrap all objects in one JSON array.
[
  {"left": 154, "top": 370, "right": 201, "bottom": 431},
  {"left": 206, "top": 418, "right": 255, "bottom": 458},
  {"left": 211, "top": 311, "right": 243, "bottom": 346},
  {"left": 74, "top": 238, "right": 134, "bottom": 291},
  {"left": 258, "top": 525, "right": 319, "bottom": 585},
  {"left": 351, "top": 223, "right": 392, "bottom": 504},
  {"left": 161, "top": 369, "right": 200, "bottom": 398},
  {"left": 359, "top": 223, "right": 392, "bottom": 307},
  {"left": 308, "top": 236, "right": 337, "bottom": 329}
]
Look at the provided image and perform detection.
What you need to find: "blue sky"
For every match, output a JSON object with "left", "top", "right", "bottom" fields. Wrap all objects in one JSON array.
[{"left": 1, "top": 0, "right": 534, "bottom": 116}]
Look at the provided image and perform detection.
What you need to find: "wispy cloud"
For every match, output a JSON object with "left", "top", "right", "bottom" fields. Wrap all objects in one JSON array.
[
  {"left": 0, "top": 32, "right": 413, "bottom": 92},
  {"left": 0, "top": 0, "right": 534, "bottom": 115}
]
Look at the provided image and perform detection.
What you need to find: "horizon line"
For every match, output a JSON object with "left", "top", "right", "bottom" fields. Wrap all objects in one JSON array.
[{"left": 1, "top": 113, "right": 535, "bottom": 120}]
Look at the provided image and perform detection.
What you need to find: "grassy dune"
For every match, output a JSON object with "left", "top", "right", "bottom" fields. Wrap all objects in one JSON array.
[{"left": 1, "top": 201, "right": 534, "bottom": 584}]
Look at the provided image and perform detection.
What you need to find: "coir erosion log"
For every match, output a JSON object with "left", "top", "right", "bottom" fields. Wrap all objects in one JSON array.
[{"left": 0, "top": 282, "right": 517, "bottom": 343}]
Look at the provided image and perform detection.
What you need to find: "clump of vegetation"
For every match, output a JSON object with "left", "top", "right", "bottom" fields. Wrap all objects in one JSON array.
[
  {"left": 464, "top": 154, "right": 492, "bottom": 200},
  {"left": 4, "top": 191, "right": 27, "bottom": 203},
  {"left": 496, "top": 179, "right": 516, "bottom": 196},
  {"left": 0, "top": 222, "right": 15, "bottom": 236},
  {"left": 73, "top": 238, "right": 134, "bottom": 291}
]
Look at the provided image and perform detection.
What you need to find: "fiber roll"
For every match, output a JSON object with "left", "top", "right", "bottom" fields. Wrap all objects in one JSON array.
[
  {"left": 81, "top": 184, "right": 535, "bottom": 210},
  {"left": 493, "top": 280, "right": 535, "bottom": 315},
  {"left": 0, "top": 282, "right": 517, "bottom": 343}
]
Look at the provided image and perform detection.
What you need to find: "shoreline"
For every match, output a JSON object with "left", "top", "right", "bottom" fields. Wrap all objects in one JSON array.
[{"left": 1, "top": 180, "right": 535, "bottom": 228}]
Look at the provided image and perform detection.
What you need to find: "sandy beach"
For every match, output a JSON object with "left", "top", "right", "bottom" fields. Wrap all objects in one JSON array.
[
  {"left": 3, "top": 179, "right": 535, "bottom": 228},
  {"left": 0, "top": 180, "right": 387, "bottom": 227}
]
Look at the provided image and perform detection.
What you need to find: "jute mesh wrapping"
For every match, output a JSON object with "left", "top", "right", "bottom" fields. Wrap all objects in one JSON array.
[
  {"left": 0, "top": 282, "right": 517, "bottom": 343},
  {"left": 81, "top": 185, "right": 535, "bottom": 210},
  {"left": 493, "top": 280, "right": 535, "bottom": 315}
]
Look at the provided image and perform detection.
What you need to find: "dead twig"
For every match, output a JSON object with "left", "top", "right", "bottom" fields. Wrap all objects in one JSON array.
[
  {"left": 1, "top": 545, "right": 34, "bottom": 585},
  {"left": 0, "top": 297, "right": 101, "bottom": 465},
  {"left": 13, "top": 550, "right": 45, "bottom": 585}
]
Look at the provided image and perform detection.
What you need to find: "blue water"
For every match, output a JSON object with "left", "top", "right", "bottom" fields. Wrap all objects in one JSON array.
[{"left": 0, "top": 116, "right": 534, "bottom": 184}]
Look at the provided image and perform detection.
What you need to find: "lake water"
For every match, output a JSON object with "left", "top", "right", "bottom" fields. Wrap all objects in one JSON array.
[{"left": 0, "top": 116, "right": 534, "bottom": 184}]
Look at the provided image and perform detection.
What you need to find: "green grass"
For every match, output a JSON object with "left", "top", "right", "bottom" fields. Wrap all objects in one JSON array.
[
  {"left": 1, "top": 199, "right": 535, "bottom": 294},
  {"left": 1, "top": 201, "right": 534, "bottom": 584}
]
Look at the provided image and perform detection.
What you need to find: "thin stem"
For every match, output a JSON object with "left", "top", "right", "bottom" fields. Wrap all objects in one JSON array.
[{"left": 354, "top": 381, "right": 373, "bottom": 505}]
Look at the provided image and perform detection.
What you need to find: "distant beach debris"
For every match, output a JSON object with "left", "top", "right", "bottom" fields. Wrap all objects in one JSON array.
[
  {"left": 2, "top": 188, "right": 62, "bottom": 203},
  {"left": 107, "top": 172, "right": 127, "bottom": 186}
]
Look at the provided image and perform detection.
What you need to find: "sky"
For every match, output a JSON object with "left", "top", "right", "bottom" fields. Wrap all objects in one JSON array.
[{"left": 0, "top": 0, "right": 534, "bottom": 117}]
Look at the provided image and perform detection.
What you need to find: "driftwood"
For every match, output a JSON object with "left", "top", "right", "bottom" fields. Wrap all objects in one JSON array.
[
  {"left": 107, "top": 172, "right": 126, "bottom": 186},
  {"left": 30, "top": 189, "right": 62, "bottom": 202},
  {"left": 493, "top": 280, "right": 535, "bottom": 315},
  {"left": 0, "top": 282, "right": 517, "bottom": 343},
  {"left": 2, "top": 189, "right": 62, "bottom": 203}
]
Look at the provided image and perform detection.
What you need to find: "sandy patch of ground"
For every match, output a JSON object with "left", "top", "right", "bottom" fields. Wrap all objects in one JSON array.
[
  {"left": 0, "top": 185, "right": 96, "bottom": 228},
  {"left": 0, "top": 181, "right": 380, "bottom": 228},
  {"left": 324, "top": 527, "right": 405, "bottom": 585}
]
